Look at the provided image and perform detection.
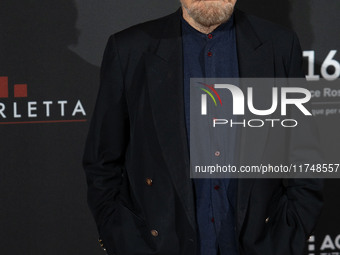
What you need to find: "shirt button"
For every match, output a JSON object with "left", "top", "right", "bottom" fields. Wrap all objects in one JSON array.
[
  {"left": 214, "top": 185, "right": 220, "bottom": 190},
  {"left": 151, "top": 229, "right": 159, "bottom": 237},
  {"left": 207, "top": 51, "right": 213, "bottom": 57},
  {"left": 215, "top": 151, "right": 220, "bottom": 157},
  {"left": 145, "top": 178, "right": 153, "bottom": 186},
  {"left": 208, "top": 33, "right": 213, "bottom": 39}
]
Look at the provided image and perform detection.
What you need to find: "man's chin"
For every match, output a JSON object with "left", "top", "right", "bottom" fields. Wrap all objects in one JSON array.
[
  {"left": 187, "top": 2, "right": 234, "bottom": 27},
  {"left": 201, "top": 0, "right": 223, "bottom": 1}
]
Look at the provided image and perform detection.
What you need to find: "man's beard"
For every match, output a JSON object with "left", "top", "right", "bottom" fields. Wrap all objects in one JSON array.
[{"left": 185, "top": 1, "right": 234, "bottom": 27}]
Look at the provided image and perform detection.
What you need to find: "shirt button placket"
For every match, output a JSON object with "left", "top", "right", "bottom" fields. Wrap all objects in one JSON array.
[{"left": 207, "top": 33, "right": 213, "bottom": 57}]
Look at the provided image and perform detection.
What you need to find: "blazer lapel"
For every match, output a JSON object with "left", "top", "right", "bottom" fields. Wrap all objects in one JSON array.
[
  {"left": 144, "top": 9, "right": 196, "bottom": 231},
  {"left": 234, "top": 9, "right": 275, "bottom": 237}
]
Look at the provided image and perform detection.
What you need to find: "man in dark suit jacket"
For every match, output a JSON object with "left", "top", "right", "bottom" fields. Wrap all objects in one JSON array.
[{"left": 83, "top": 1, "right": 323, "bottom": 254}]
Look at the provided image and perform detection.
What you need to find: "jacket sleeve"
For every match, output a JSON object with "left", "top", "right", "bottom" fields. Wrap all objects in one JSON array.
[
  {"left": 82, "top": 34, "right": 129, "bottom": 254},
  {"left": 269, "top": 32, "right": 324, "bottom": 255}
]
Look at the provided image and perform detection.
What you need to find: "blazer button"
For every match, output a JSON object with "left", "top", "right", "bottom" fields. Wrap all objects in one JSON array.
[
  {"left": 265, "top": 217, "right": 270, "bottom": 223},
  {"left": 98, "top": 239, "right": 106, "bottom": 250},
  {"left": 150, "top": 229, "right": 159, "bottom": 237},
  {"left": 146, "top": 178, "right": 153, "bottom": 186}
]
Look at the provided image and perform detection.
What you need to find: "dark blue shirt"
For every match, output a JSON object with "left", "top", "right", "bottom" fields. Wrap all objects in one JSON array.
[{"left": 181, "top": 16, "right": 239, "bottom": 255}]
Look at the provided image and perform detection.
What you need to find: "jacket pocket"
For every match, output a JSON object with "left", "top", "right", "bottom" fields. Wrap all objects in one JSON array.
[
  {"left": 266, "top": 187, "right": 285, "bottom": 224},
  {"left": 99, "top": 202, "right": 157, "bottom": 255}
]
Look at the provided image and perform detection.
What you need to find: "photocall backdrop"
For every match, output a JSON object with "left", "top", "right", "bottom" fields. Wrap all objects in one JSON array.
[{"left": 0, "top": 0, "right": 339, "bottom": 254}]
